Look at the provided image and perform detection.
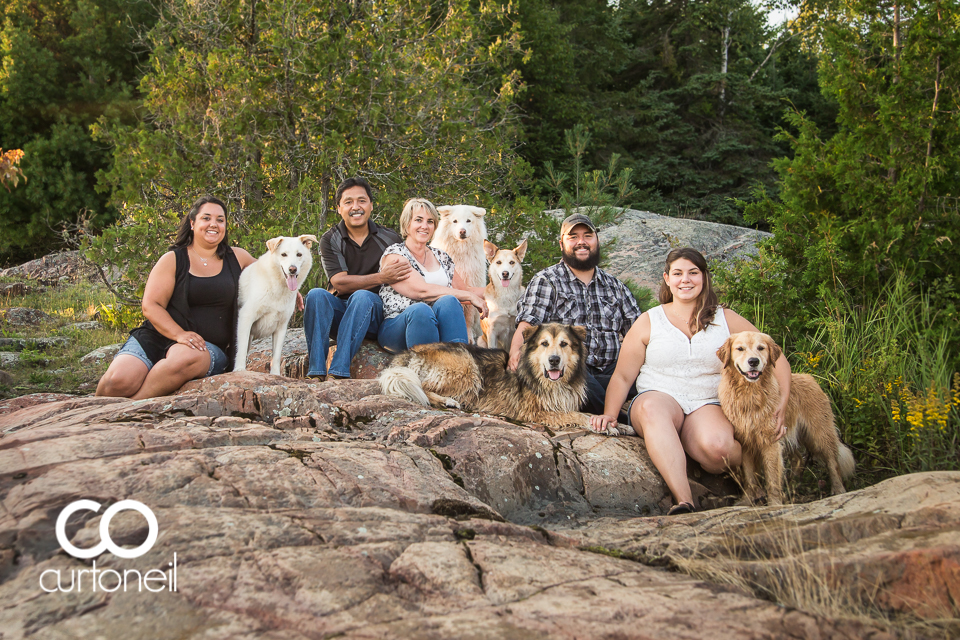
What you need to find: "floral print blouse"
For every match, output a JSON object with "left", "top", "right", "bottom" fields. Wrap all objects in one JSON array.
[{"left": 379, "top": 243, "right": 456, "bottom": 319}]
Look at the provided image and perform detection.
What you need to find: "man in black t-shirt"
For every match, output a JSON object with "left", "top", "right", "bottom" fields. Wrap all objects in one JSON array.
[{"left": 303, "top": 177, "right": 409, "bottom": 378}]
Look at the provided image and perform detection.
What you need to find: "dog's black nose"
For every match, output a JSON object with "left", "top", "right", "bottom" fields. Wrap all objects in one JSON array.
[
  {"left": 548, "top": 355, "right": 561, "bottom": 368},
  {"left": 748, "top": 357, "right": 760, "bottom": 368},
  {"left": 459, "top": 230, "right": 467, "bottom": 238},
  {"left": 501, "top": 272, "right": 510, "bottom": 279},
  {"left": 288, "top": 266, "right": 298, "bottom": 274}
]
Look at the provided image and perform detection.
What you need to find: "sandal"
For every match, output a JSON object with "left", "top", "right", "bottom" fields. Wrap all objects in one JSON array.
[{"left": 667, "top": 501, "right": 696, "bottom": 516}]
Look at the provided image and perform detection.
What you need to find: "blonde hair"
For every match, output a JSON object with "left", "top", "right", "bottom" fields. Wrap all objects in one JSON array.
[{"left": 398, "top": 198, "right": 439, "bottom": 239}]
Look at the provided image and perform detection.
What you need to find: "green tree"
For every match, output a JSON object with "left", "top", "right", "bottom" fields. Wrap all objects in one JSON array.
[
  {"left": 92, "top": 0, "right": 524, "bottom": 299},
  {"left": 0, "top": 0, "right": 153, "bottom": 265},
  {"left": 510, "top": 0, "right": 827, "bottom": 225},
  {"left": 743, "top": 0, "right": 960, "bottom": 305}
]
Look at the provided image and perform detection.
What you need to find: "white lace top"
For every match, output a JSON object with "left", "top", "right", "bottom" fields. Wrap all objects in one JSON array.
[{"left": 635, "top": 305, "right": 730, "bottom": 414}]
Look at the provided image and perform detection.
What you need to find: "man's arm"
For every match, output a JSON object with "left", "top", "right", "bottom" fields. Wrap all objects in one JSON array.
[
  {"left": 618, "top": 279, "right": 643, "bottom": 333},
  {"left": 508, "top": 274, "right": 554, "bottom": 370},
  {"left": 508, "top": 321, "right": 534, "bottom": 370},
  {"left": 329, "top": 271, "right": 393, "bottom": 296},
  {"left": 319, "top": 231, "right": 410, "bottom": 296}
]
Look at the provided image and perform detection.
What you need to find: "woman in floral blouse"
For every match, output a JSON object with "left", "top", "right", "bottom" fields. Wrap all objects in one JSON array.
[{"left": 377, "top": 198, "right": 487, "bottom": 352}]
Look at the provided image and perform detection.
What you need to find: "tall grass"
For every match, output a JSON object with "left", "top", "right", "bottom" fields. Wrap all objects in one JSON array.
[
  {"left": 674, "top": 519, "right": 959, "bottom": 639},
  {"left": 1, "top": 280, "right": 127, "bottom": 398},
  {"left": 794, "top": 274, "right": 959, "bottom": 478}
]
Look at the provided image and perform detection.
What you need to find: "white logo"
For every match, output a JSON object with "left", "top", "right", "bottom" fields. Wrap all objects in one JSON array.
[{"left": 55, "top": 499, "right": 158, "bottom": 559}]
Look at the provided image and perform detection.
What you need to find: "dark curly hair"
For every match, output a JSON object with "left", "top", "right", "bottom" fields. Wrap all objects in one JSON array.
[
  {"left": 658, "top": 247, "right": 719, "bottom": 334},
  {"left": 171, "top": 195, "right": 231, "bottom": 259}
]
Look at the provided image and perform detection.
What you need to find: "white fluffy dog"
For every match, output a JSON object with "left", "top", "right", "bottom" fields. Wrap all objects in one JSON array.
[
  {"left": 431, "top": 205, "right": 487, "bottom": 343},
  {"left": 234, "top": 235, "right": 317, "bottom": 375}
]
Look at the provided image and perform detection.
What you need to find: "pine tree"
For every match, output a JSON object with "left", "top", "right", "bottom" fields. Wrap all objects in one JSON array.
[{"left": 747, "top": 0, "right": 960, "bottom": 300}]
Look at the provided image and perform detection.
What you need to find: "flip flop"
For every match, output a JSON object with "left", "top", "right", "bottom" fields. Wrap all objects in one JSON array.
[{"left": 667, "top": 501, "right": 696, "bottom": 516}]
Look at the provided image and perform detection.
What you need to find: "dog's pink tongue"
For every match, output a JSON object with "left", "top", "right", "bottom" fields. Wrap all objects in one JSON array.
[
  {"left": 548, "top": 369, "right": 562, "bottom": 381},
  {"left": 286, "top": 275, "right": 299, "bottom": 291},
  {"left": 501, "top": 278, "right": 511, "bottom": 287}
]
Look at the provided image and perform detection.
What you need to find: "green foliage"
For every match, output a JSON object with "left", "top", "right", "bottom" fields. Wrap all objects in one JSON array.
[
  {"left": 95, "top": 302, "right": 143, "bottom": 332},
  {"left": 719, "top": 0, "right": 960, "bottom": 482},
  {"left": 0, "top": 278, "right": 130, "bottom": 399},
  {"left": 743, "top": 0, "right": 960, "bottom": 312},
  {"left": 0, "top": 0, "right": 154, "bottom": 265},
  {"left": 622, "top": 279, "right": 656, "bottom": 313},
  {"left": 793, "top": 274, "right": 959, "bottom": 478},
  {"left": 511, "top": 0, "right": 830, "bottom": 224},
  {"left": 540, "top": 125, "right": 637, "bottom": 226},
  {"left": 17, "top": 347, "right": 46, "bottom": 366},
  {"left": 90, "top": 0, "right": 524, "bottom": 300}
]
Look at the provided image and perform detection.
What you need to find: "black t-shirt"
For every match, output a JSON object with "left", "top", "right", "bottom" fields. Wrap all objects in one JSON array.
[{"left": 319, "top": 220, "right": 402, "bottom": 299}]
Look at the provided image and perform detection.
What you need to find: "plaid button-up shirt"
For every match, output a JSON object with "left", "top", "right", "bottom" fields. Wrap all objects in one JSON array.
[{"left": 516, "top": 262, "right": 641, "bottom": 370}]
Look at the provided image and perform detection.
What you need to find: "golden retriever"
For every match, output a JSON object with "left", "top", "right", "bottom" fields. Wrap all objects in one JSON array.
[{"left": 717, "top": 331, "right": 855, "bottom": 505}]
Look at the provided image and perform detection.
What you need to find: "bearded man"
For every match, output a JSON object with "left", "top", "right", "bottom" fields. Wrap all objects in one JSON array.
[{"left": 507, "top": 213, "right": 641, "bottom": 415}]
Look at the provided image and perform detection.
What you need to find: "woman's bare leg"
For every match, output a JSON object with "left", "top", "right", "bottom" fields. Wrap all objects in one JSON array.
[
  {"left": 679, "top": 404, "right": 742, "bottom": 474},
  {"left": 630, "top": 392, "right": 692, "bottom": 504},
  {"left": 132, "top": 344, "right": 210, "bottom": 400},
  {"left": 96, "top": 355, "right": 149, "bottom": 398}
]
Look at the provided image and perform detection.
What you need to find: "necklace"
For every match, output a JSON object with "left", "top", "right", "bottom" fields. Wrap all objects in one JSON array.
[
  {"left": 190, "top": 247, "right": 213, "bottom": 267},
  {"left": 408, "top": 244, "right": 428, "bottom": 265}
]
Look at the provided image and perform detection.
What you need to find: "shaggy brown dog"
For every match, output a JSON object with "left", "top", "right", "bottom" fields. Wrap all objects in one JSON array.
[
  {"left": 380, "top": 323, "right": 620, "bottom": 432},
  {"left": 717, "top": 331, "right": 855, "bottom": 505}
]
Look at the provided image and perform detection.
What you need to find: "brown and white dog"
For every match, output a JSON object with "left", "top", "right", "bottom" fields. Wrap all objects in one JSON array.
[
  {"left": 717, "top": 331, "right": 855, "bottom": 505},
  {"left": 479, "top": 238, "right": 527, "bottom": 350},
  {"left": 431, "top": 205, "right": 488, "bottom": 344},
  {"left": 234, "top": 235, "right": 317, "bottom": 375},
  {"left": 379, "top": 323, "right": 622, "bottom": 433}
]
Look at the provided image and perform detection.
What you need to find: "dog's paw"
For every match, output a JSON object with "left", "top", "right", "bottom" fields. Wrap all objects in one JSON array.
[
  {"left": 604, "top": 424, "right": 630, "bottom": 437},
  {"left": 444, "top": 397, "right": 461, "bottom": 410}
]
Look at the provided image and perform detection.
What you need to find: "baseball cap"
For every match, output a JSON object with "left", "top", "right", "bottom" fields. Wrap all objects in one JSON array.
[{"left": 559, "top": 213, "right": 598, "bottom": 238}]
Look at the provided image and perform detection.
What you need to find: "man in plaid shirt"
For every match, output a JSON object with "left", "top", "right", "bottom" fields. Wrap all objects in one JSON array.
[{"left": 508, "top": 213, "right": 641, "bottom": 415}]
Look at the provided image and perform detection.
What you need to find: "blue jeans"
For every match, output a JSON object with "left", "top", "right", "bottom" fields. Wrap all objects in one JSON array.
[
  {"left": 377, "top": 295, "right": 467, "bottom": 353},
  {"left": 303, "top": 288, "right": 384, "bottom": 377}
]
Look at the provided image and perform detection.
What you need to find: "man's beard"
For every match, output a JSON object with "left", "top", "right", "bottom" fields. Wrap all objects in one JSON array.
[{"left": 562, "top": 244, "right": 600, "bottom": 271}]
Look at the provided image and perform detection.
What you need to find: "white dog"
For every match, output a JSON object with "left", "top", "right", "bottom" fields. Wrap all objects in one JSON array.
[
  {"left": 480, "top": 239, "right": 527, "bottom": 350},
  {"left": 431, "top": 205, "right": 487, "bottom": 343},
  {"left": 234, "top": 235, "right": 317, "bottom": 375}
]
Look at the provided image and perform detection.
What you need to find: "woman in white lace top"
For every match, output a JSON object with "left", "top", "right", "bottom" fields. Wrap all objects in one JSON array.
[
  {"left": 590, "top": 248, "right": 792, "bottom": 515},
  {"left": 377, "top": 198, "right": 487, "bottom": 352}
]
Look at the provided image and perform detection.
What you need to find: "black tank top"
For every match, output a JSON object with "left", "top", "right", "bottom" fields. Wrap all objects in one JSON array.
[{"left": 188, "top": 265, "right": 236, "bottom": 351}]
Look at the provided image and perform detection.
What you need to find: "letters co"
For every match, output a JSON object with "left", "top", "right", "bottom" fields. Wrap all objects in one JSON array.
[{"left": 41, "top": 499, "right": 177, "bottom": 594}]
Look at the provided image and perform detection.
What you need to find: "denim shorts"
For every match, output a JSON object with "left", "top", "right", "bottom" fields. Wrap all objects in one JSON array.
[{"left": 116, "top": 335, "right": 228, "bottom": 377}]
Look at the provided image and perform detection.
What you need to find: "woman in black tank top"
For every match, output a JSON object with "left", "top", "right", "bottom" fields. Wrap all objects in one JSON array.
[{"left": 95, "top": 196, "right": 256, "bottom": 399}]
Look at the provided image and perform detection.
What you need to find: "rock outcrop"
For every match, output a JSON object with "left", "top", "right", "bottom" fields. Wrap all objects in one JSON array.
[
  {"left": 244, "top": 329, "right": 390, "bottom": 380},
  {"left": 595, "top": 208, "right": 769, "bottom": 292},
  {"left": 1, "top": 375, "right": 954, "bottom": 638},
  {"left": 0, "top": 250, "right": 99, "bottom": 284}
]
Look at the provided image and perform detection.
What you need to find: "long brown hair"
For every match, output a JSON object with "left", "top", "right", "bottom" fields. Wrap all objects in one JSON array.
[
  {"left": 658, "top": 247, "right": 719, "bottom": 334},
  {"left": 171, "top": 195, "right": 231, "bottom": 259}
]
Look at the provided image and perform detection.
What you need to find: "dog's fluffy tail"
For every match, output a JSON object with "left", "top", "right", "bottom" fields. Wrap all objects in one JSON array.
[
  {"left": 837, "top": 442, "right": 856, "bottom": 479},
  {"left": 379, "top": 366, "right": 429, "bottom": 406}
]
